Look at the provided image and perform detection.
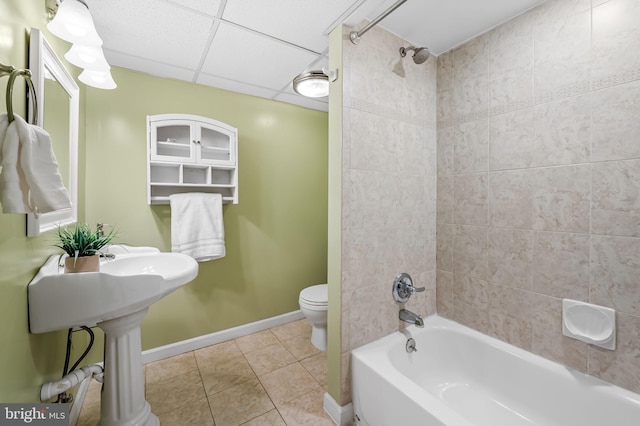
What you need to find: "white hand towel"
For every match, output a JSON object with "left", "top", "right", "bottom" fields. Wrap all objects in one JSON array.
[
  {"left": 0, "top": 113, "right": 71, "bottom": 214},
  {"left": 170, "top": 192, "right": 226, "bottom": 262},
  {"left": 0, "top": 114, "right": 30, "bottom": 212}
]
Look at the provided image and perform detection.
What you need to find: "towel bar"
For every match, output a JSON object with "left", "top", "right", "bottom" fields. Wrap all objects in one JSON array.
[{"left": 0, "top": 62, "right": 38, "bottom": 124}]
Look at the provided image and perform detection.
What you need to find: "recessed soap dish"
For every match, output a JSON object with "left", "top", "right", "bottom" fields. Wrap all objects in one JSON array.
[{"left": 562, "top": 299, "right": 616, "bottom": 350}]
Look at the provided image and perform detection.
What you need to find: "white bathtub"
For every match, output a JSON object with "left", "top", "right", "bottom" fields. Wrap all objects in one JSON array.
[{"left": 352, "top": 315, "right": 640, "bottom": 426}]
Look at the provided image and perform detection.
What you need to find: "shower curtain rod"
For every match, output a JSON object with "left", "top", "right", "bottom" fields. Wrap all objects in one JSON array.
[{"left": 349, "top": 0, "right": 408, "bottom": 44}]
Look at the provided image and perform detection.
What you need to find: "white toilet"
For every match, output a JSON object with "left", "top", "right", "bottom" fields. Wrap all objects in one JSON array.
[{"left": 299, "top": 284, "right": 328, "bottom": 351}]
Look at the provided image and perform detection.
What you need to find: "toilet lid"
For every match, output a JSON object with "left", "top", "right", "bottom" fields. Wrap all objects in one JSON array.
[{"left": 300, "top": 284, "right": 328, "bottom": 305}]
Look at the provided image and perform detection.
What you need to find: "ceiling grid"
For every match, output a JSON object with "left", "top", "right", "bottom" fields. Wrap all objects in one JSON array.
[{"left": 85, "top": 0, "right": 547, "bottom": 112}]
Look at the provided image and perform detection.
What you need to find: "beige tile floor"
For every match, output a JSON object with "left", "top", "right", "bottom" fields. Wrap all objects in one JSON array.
[{"left": 76, "top": 319, "right": 333, "bottom": 426}]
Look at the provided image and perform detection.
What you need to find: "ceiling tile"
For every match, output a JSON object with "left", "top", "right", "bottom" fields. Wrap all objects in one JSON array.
[
  {"left": 166, "top": 0, "right": 223, "bottom": 16},
  {"left": 104, "top": 50, "right": 196, "bottom": 82},
  {"left": 86, "top": 0, "right": 214, "bottom": 69},
  {"left": 200, "top": 22, "right": 320, "bottom": 90},
  {"left": 84, "top": 0, "right": 551, "bottom": 112},
  {"left": 274, "top": 92, "right": 328, "bottom": 112},
  {"left": 222, "top": 0, "right": 360, "bottom": 53},
  {"left": 307, "top": 55, "right": 329, "bottom": 72},
  {"left": 196, "top": 73, "right": 280, "bottom": 100}
]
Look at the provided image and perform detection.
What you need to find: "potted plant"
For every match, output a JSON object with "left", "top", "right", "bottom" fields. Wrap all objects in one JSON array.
[{"left": 55, "top": 223, "right": 116, "bottom": 273}]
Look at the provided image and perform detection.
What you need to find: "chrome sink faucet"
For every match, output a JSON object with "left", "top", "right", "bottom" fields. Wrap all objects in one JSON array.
[
  {"left": 399, "top": 309, "right": 424, "bottom": 327},
  {"left": 96, "top": 222, "right": 113, "bottom": 237}
]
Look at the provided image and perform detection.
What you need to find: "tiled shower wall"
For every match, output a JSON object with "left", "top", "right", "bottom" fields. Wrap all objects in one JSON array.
[
  {"left": 436, "top": 0, "right": 640, "bottom": 393},
  {"left": 339, "top": 25, "right": 438, "bottom": 404}
]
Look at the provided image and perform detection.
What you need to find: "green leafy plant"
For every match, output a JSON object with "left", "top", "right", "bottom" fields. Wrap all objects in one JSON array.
[{"left": 55, "top": 223, "right": 117, "bottom": 260}]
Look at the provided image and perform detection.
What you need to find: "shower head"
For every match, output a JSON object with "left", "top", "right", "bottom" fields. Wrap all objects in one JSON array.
[{"left": 399, "top": 46, "right": 430, "bottom": 64}]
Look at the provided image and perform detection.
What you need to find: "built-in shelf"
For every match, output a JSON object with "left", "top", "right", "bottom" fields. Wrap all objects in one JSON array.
[
  {"left": 149, "top": 195, "right": 235, "bottom": 205},
  {"left": 147, "top": 114, "right": 238, "bottom": 204},
  {"left": 149, "top": 183, "right": 235, "bottom": 188},
  {"left": 157, "top": 141, "right": 190, "bottom": 149},
  {"left": 201, "top": 146, "right": 229, "bottom": 152}
]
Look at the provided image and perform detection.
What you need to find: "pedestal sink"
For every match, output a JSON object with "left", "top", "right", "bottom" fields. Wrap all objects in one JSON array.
[{"left": 28, "top": 252, "right": 199, "bottom": 426}]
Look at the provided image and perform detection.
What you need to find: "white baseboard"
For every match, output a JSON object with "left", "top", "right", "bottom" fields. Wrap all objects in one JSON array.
[
  {"left": 141, "top": 310, "right": 305, "bottom": 364},
  {"left": 324, "top": 392, "right": 354, "bottom": 426}
]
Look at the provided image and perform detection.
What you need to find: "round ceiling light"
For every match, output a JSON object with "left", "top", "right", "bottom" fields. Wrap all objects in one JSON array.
[{"left": 292, "top": 70, "right": 329, "bottom": 98}]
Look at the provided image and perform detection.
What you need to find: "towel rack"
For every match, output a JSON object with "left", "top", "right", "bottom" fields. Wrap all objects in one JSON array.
[{"left": 0, "top": 62, "right": 38, "bottom": 125}]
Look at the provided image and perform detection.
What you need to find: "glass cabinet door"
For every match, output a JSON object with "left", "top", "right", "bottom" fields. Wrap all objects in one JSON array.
[
  {"left": 150, "top": 120, "right": 195, "bottom": 162},
  {"left": 196, "top": 123, "right": 236, "bottom": 165},
  {"left": 147, "top": 114, "right": 239, "bottom": 205}
]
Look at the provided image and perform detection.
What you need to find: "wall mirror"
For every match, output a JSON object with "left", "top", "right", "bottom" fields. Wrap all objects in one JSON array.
[{"left": 27, "top": 28, "right": 79, "bottom": 237}]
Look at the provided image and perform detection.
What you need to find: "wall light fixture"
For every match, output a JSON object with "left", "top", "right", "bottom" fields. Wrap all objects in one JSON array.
[
  {"left": 46, "top": 0, "right": 117, "bottom": 89},
  {"left": 47, "top": 0, "right": 102, "bottom": 46}
]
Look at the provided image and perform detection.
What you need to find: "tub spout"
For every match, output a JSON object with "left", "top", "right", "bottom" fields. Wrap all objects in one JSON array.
[{"left": 399, "top": 309, "right": 424, "bottom": 327}]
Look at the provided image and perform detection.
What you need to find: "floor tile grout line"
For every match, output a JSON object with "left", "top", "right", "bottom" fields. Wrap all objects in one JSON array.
[
  {"left": 299, "top": 360, "right": 325, "bottom": 387},
  {"left": 194, "top": 353, "right": 218, "bottom": 424},
  {"left": 236, "top": 329, "right": 280, "bottom": 356},
  {"left": 203, "top": 395, "right": 216, "bottom": 425},
  {"left": 249, "top": 359, "right": 324, "bottom": 422},
  {"left": 255, "top": 361, "right": 326, "bottom": 409},
  {"left": 234, "top": 334, "right": 287, "bottom": 423},
  {"left": 198, "top": 350, "right": 257, "bottom": 400},
  {"left": 144, "top": 354, "right": 209, "bottom": 418},
  {"left": 240, "top": 339, "right": 300, "bottom": 379},
  {"left": 246, "top": 339, "right": 299, "bottom": 365},
  {"left": 251, "top": 367, "right": 282, "bottom": 423}
]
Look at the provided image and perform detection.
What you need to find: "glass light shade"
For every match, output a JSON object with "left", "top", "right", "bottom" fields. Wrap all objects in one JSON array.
[
  {"left": 292, "top": 70, "right": 329, "bottom": 98},
  {"left": 79, "top": 68, "right": 117, "bottom": 90},
  {"left": 65, "top": 44, "right": 110, "bottom": 71},
  {"left": 47, "top": 0, "right": 103, "bottom": 46}
]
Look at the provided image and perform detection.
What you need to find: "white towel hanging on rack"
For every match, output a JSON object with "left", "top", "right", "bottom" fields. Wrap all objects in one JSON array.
[
  {"left": 0, "top": 113, "right": 71, "bottom": 214},
  {"left": 170, "top": 192, "right": 226, "bottom": 262}
]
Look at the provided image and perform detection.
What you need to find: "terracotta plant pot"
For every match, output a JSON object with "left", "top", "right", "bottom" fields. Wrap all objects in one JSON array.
[{"left": 64, "top": 254, "right": 100, "bottom": 273}]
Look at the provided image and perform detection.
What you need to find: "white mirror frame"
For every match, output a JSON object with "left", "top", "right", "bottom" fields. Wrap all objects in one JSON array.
[{"left": 27, "top": 28, "right": 79, "bottom": 237}]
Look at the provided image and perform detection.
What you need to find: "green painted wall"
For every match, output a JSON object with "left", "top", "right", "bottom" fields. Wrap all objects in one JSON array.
[
  {"left": 0, "top": 0, "right": 88, "bottom": 402},
  {"left": 84, "top": 68, "right": 328, "bottom": 349},
  {"left": 327, "top": 26, "right": 343, "bottom": 404},
  {"left": 1, "top": 0, "right": 327, "bottom": 402}
]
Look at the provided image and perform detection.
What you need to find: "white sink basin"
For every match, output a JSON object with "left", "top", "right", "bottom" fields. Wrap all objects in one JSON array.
[
  {"left": 28, "top": 252, "right": 198, "bottom": 334},
  {"left": 28, "top": 250, "right": 199, "bottom": 426}
]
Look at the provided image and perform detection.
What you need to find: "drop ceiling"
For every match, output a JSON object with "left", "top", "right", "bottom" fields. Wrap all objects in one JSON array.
[{"left": 85, "top": 0, "right": 547, "bottom": 112}]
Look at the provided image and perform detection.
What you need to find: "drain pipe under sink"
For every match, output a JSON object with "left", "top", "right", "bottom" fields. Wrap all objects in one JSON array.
[{"left": 40, "top": 364, "right": 104, "bottom": 401}]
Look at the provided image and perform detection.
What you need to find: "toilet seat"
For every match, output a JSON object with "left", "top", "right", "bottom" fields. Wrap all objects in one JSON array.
[{"left": 299, "top": 284, "right": 328, "bottom": 307}]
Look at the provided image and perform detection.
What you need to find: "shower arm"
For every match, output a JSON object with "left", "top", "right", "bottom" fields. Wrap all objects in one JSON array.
[{"left": 349, "top": 0, "right": 408, "bottom": 44}]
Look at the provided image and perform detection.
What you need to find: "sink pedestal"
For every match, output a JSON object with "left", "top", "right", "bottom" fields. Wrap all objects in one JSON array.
[
  {"left": 27, "top": 252, "right": 199, "bottom": 425},
  {"left": 99, "top": 308, "right": 159, "bottom": 426}
]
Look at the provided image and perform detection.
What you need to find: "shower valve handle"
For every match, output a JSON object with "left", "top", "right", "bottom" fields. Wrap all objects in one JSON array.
[
  {"left": 412, "top": 285, "right": 426, "bottom": 293},
  {"left": 392, "top": 273, "right": 424, "bottom": 303}
]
